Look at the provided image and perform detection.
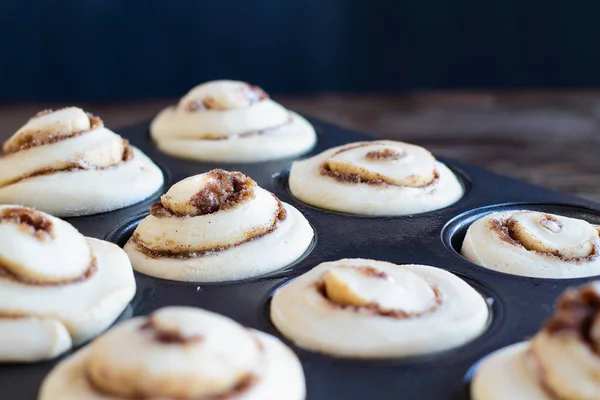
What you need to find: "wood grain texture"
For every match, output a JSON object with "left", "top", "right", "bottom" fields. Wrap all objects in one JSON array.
[{"left": 1, "top": 91, "right": 598, "bottom": 201}]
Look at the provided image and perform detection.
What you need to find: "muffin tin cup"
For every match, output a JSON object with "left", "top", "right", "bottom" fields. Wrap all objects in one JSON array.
[
  {"left": 2, "top": 117, "right": 600, "bottom": 400},
  {"left": 260, "top": 271, "right": 503, "bottom": 365}
]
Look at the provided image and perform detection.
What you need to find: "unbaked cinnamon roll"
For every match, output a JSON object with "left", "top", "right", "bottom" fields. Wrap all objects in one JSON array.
[
  {"left": 0, "top": 205, "right": 135, "bottom": 363},
  {"left": 270, "top": 258, "right": 489, "bottom": 358},
  {"left": 150, "top": 80, "right": 317, "bottom": 162},
  {"left": 124, "top": 169, "right": 314, "bottom": 282},
  {"left": 471, "top": 282, "right": 600, "bottom": 400},
  {"left": 289, "top": 140, "right": 463, "bottom": 215},
  {"left": 0, "top": 107, "right": 163, "bottom": 217},
  {"left": 462, "top": 210, "right": 600, "bottom": 278},
  {"left": 39, "top": 306, "right": 305, "bottom": 400}
]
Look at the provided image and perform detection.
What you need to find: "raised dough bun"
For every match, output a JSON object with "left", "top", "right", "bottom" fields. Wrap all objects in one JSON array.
[
  {"left": 39, "top": 306, "right": 305, "bottom": 400},
  {"left": 270, "top": 258, "right": 489, "bottom": 358},
  {"left": 0, "top": 107, "right": 163, "bottom": 217},
  {"left": 462, "top": 210, "right": 600, "bottom": 278},
  {"left": 0, "top": 205, "right": 135, "bottom": 362},
  {"left": 472, "top": 282, "right": 600, "bottom": 400},
  {"left": 125, "top": 169, "right": 314, "bottom": 282},
  {"left": 150, "top": 80, "right": 317, "bottom": 162},
  {"left": 289, "top": 140, "right": 463, "bottom": 215}
]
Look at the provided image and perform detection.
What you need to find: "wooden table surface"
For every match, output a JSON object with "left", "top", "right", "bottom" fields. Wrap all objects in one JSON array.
[{"left": 1, "top": 91, "right": 598, "bottom": 202}]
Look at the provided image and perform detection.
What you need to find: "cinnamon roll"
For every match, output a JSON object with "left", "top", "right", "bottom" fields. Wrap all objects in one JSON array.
[
  {"left": 0, "top": 107, "right": 163, "bottom": 217},
  {"left": 39, "top": 306, "right": 305, "bottom": 400},
  {"left": 150, "top": 80, "right": 317, "bottom": 162},
  {"left": 288, "top": 140, "right": 463, "bottom": 215},
  {"left": 0, "top": 205, "right": 135, "bottom": 362},
  {"left": 461, "top": 210, "right": 600, "bottom": 278},
  {"left": 471, "top": 282, "right": 600, "bottom": 400},
  {"left": 270, "top": 258, "right": 489, "bottom": 358},
  {"left": 124, "top": 169, "right": 314, "bottom": 282}
]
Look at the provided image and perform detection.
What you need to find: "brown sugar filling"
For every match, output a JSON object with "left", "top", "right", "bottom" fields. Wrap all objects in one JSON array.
[
  {"left": 320, "top": 163, "right": 438, "bottom": 187},
  {"left": 330, "top": 142, "right": 374, "bottom": 156},
  {"left": 347, "top": 265, "right": 389, "bottom": 279},
  {"left": 488, "top": 217, "right": 600, "bottom": 262},
  {"left": 189, "top": 169, "right": 255, "bottom": 216},
  {"left": 544, "top": 284, "right": 600, "bottom": 347},
  {"left": 528, "top": 284, "right": 600, "bottom": 400},
  {"left": 181, "top": 84, "right": 268, "bottom": 112},
  {"left": 133, "top": 195, "right": 287, "bottom": 259},
  {"left": 1, "top": 139, "right": 135, "bottom": 188},
  {"left": 320, "top": 142, "right": 438, "bottom": 187},
  {"left": 0, "top": 207, "right": 54, "bottom": 240},
  {"left": 539, "top": 214, "right": 563, "bottom": 233},
  {"left": 0, "top": 255, "right": 97, "bottom": 286},
  {"left": 152, "top": 170, "right": 256, "bottom": 218},
  {"left": 316, "top": 266, "right": 443, "bottom": 319},
  {"left": 139, "top": 317, "right": 203, "bottom": 345},
  {"left": 171, "top": 84, "right": 290, "bottom": 140},
  {"left": 0, "top": 311, "right": 44, "bottom": 319},
  {"left": 2, "top": 113, "right": 103, "bottom": 154},
  {"left": 195, "top": 117, "right": 293, "bottom": 141},
  {"left": 365, "top": 148, "right": 402, "bottom": 160}
]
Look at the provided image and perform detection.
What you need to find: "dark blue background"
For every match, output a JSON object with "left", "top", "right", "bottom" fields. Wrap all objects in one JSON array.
[{"left": 1, "top": 0, "right": 599, "bottom": 101}]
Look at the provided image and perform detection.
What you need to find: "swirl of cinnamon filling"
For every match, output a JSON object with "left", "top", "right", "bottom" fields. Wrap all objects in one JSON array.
[
  {"left": 461, "top": 210, "right": 600, "bottom": 278},
  {"left": 289, "top": 140, "right": 464, "bottom": 215},
  {"left": 471, "top": 282, "right": 600, "bottom": 400},
  {"left": 39, "top": 307, "right": 305, "bottom": 400},
  {"left": 270, "top": 258, "right": 489, "bottom": 358},
  {"left": 150, "top": 80, "right": 317, "bottom": 162},
  {"left": 0, "top": 107, "right": 163, "bottom": 217},
  {"left": 0, "top": 205, "right": 135, "bottom": 363},
  {"left": 125, "top": 169, "right": 314, "bottom": 282}
]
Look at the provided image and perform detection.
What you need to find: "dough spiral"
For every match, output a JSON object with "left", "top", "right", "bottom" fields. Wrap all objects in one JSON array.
[
  {"left": 270, "top": 258, "right": 488, "bottom": 358},
  {"left": 150, "top": 80, "right": 317, "bottom": 162},
  {"left": 0, "top": 205, "right": 135, "bottom": 362},
  {"left": 0, "top": 107, "right": 163, "bottom": 217},
  {"left": 472, "top": 282, "right": 600, "bottom": 400},
  {"left": 124, "top": 169, "right": 314, "bottom": 282},
  {"left": 289, "top": 140, "right": 463, "bottom": 215},
  {"left": 39, "top": 306, "right": 305, "bottom": 400},
  {"left": 461, "top": 210, "right": 600, "bottom": 278}
]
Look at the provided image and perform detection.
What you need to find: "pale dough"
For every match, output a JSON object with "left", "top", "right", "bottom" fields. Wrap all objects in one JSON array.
[
  {"left": 289, "top": 141, "right": 463, "bottom": 215},
  {"left": 39, "top": 307, "right": 305, "bottom": 400},
  {"left": 462, "top": 210, "right": 600, "bottom": 278},
  {"left": 125, "top": 171, "right": 314, "bottom": 282},
  {"left": 0, "top": 206, "right": 136, "bottom": 362},
  {"left": 0, "top": 107, "right": 163, "bottom": 217},
  {"left": 270, "top": 258, "right": 488, "bottom": 358},
  {"left": 150, "top": 80, "right": 316, "bottom": 162}
]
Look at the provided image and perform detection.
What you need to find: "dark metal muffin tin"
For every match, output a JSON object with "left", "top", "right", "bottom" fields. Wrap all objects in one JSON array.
[{"left": 2, "top": 118, "right": 599, "bottom": 400}]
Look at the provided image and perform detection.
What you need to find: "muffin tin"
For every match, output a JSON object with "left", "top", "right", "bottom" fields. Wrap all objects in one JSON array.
[{"left": 2, "top": 117, "right": 599, "bottom": 400}]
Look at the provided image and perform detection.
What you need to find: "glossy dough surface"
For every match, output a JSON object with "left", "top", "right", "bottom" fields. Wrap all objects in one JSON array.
[
  {"left": 270, "top": 258, "right": 488, "bottom": 358},
  {"left": 289, "top": 141, "right": 463, "bottom": 215},
  {"left": 39, "top": 307, "right": 306, "bottom": 400},
  {"left": 150, "top": 80, "right": 316, "bottom": 162},
  {"left": 0, "top": 107, "right": 163, "bottom": 217},
  {"left": 462, "top": 210, "right": 600, "bottom": 278}
]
